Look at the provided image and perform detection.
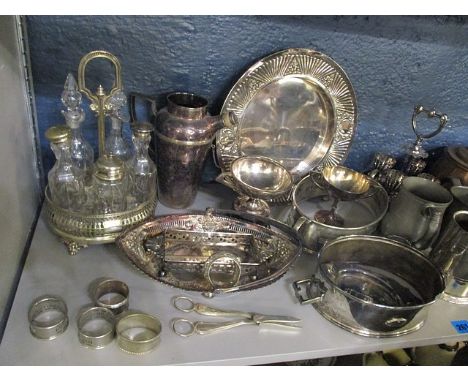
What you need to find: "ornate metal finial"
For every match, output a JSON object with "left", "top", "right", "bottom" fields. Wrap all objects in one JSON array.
[
  {"left": 407, "top": 105, "right": 449, "bottom": 159},
  {"left": 402, "top": 105, "right": 449, "bottom": 175},
  {"left": 106, "top": 89, "right": 130, "bottom": 122}
]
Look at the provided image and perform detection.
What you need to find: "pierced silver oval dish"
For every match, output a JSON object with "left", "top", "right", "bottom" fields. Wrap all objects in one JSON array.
[
  {"left": 216, "top": 48, "right": 357, "bottom": 180},
  {"left": 116, "top": 209, "right": 302, "bottom": 296}
]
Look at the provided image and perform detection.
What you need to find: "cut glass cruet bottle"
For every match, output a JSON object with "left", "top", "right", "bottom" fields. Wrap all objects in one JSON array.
[
  {"left": 129, "top": 122, "right": 156, "bottom": 205},
  {"left": 104, "top": 90, "right": 133, "bottom": 162},
  {"left": 61, "top": 73, "right": 95, "bottom": 187},
  {"left": 92, "top": 155, "right": 129, "bottom": 214},
  {"left": 45, "top": 125, "right": 86, "bottom": 211}
]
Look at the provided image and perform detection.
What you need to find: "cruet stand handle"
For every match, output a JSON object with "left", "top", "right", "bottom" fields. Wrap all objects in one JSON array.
[{"left": 77, "top": 50, "right": 123, "bottom": 156}]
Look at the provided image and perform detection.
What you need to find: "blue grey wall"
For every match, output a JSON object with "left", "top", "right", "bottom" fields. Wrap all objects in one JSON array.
[{"left": 26, "top": 15, "right": 468, "bottom": 181}]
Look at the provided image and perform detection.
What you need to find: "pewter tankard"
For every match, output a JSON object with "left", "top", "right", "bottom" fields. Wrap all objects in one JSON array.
[
  {"left": 380, "top": 177, "right": 453, "bottom": 250},
  {"left": 429, "top": 211, "right": 468, "bottom": 304},
  {"left": 155, "top": 92, "right": 235, "bottom": 209},
  {"left": 439, "top": 185, "right": 468, "bottom": 232}
]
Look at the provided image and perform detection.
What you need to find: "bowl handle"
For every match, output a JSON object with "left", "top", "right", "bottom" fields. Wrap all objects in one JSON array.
[{"left": 292, "top": 276, "right": 327, "bottom": 305}]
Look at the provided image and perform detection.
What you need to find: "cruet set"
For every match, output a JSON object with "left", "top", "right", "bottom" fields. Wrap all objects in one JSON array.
[
  {"left": 45, "top": 73, "right": 156, "bottom": 215},
  {"left": 44, "top": 51, "right": 157, "bottom": 256}
]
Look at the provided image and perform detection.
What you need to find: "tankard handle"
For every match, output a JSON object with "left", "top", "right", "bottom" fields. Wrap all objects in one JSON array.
[{"left": 417, "top": 205, "right": 445, "bottom": 250}]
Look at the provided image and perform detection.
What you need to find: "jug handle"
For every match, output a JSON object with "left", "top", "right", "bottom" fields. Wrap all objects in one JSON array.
[
  {"left": 211, "top": 143, "right": 222, "bottom": 169},
  {"left": 129, "top": 92, "right": 158, "bottom": 125},
  {"left": 444, "top": 176, "right": 463, "bottom": 188},
  {"left": 211, "top": 112, "right": 238, "bottom": 170}
]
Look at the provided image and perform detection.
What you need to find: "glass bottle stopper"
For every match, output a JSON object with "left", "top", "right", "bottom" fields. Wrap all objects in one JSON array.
[{"left": 61, "top": 73, "right": 85, "bottom": 127}]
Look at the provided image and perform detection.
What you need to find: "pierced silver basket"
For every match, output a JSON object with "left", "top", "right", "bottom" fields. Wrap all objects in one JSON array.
[{"left": 116, "top": 209, "right": 302, "bottom": 295}]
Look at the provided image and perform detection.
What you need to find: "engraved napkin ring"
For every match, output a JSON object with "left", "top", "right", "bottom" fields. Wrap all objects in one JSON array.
[
  {"left": 93, "top": 279, "right": 129, "bottom": 315},
  {"left": 28, "top": 295, "right": 69, "bottom": 340},
  {"left": 116, "top": 311, "right": 162, "bottom": 354},
  {"left": 78, "top": 306, "right": 115, "bottom": 349}
]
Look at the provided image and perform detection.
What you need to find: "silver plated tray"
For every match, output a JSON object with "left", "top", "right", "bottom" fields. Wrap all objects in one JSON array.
[
  {"left": 116, "top": 209, "right": 302, "bottom": 296},
  {"left": 216, "top": 48, "right": 357, "bottom": 180}
]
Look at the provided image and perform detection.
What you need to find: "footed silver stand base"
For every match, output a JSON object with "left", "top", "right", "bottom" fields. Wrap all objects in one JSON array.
[
  {"left": 63, "top": 240, "right": 88, "bottom": 256},
  {"left": 233, "top": 195, "right": 270, "bottom": 217}
]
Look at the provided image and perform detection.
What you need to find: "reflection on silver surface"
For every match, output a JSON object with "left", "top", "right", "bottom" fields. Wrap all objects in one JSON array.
[
  {"left": 228, "top": 156, "right": 293, "bottom": 217},
  {"left": 322, "top": 166, "right": 370, "bottom": 196},
  {"left": 217, "top": 48, "right": 357, "bottom": 180},
  {"left": 293, "top": 235, "right": 445, "bottom": 338},
  {"left": 231, "top": 156, "right": 293, "bottom": 198},
  {"left": 239, "top": 77, "right": 334, "bottom": 173},
  {"left": 216, "top": 156, "right": 293, "bottom": 216}
]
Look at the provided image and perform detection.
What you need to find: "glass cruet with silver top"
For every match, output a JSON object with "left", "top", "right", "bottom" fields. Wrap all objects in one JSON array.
[
  {"left": 61, "top": 73, "right": 95, "bottom": 186},
  {"left": 128, "top": 122, "right": 156, "bottom": 205},
  {"left": 45, "top": 125, "right": 86, "bottom": 211},
  {"left": 92, "top": 155, "right": 129, "bottom": 214}
]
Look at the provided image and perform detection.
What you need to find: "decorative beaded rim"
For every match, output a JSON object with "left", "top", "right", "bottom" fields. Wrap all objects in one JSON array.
[{"left": 216, "top": 48, "right": 357, "bottom": 178}]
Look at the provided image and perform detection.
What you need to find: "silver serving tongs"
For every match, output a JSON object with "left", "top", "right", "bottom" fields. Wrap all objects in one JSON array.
[{"left": 171, "top": 296, "right": 302, "bottom": 337}]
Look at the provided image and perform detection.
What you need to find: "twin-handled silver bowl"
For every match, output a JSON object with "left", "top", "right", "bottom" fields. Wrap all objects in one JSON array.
[
  {"left": 294, "top": 235, "right": 445, "bottom": 337},
  {"left": 279, "top": 169, "right": 389, "bottom": 252}
]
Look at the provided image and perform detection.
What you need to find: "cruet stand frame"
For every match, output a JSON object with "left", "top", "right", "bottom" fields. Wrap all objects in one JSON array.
[{"left": 44, "top": 50, "right": 157, "bottom": 255}]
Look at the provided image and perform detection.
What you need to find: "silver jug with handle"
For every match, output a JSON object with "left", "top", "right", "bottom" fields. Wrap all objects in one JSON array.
[
  {"left": 154, "top": 92, "right": 236, "bottom": 209},
  {"left": 429, "top": 210, "right": 468, "bottom": 304},
  {"left": 380, "top": 176, "right": 453, "bottom": 250}
]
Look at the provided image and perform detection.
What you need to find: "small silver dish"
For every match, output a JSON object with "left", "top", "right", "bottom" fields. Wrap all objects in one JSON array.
[
  {"left": 231, "top": 156, "right": 293, "bottom": 199},
  {"left": 274, "top": 171, "right": 388, "bottom": 251},
  {"left": 315, "top": 166, "right": 372, "bottom": 226},
  {"left": 322, "top": 165, "right": 371, "bottom": 197},
  {"left": 218, "top": 156, "right": 293, "bottom": 216}
]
